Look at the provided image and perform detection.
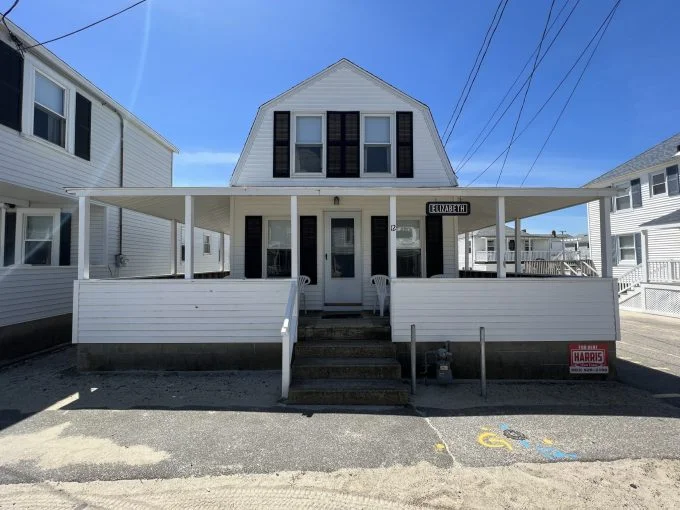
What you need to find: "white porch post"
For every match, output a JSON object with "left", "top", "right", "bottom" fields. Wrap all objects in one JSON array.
[
  {"left": 514, "top": 217, "right": 522, "bottom": 274},
  {"left": 290, "top": 195, "right": 299, "bottom": 279},
  {"left": 496, "top": 196, "right": 506, "bottom": 278},
  {"left": 170, "top": 220, "right": 177, "bottom": 275},
  {"left": 464, "top": 232, "right": 470, "bottom": 270},
  {"left": 599, "top": 197, "right": 612, "bottom": 278},
  {"left": 184, "top": 195, "right": 194, "bottom": 279},
  {"left": 389, "top": 196, "right": 397, "bottom": 279},
  {"left": 78, "top": 196, "right": 90, "bottom": 280},
  {"left": 219, "top": 232, "right": 225, "bottom": 272},
  {"left": 641, "top": 229, "right": 649, "bottom": 283},
  {"left": 452, "top": 216, "right": 460, "bottom": 277}
]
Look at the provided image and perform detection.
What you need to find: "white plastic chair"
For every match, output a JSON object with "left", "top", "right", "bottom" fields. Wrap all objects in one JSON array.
[
  {"left": 430, "top": 274, "right": 446, "bottom": 278},
  {"left": 297, "top": 275, "right": 311, "bottom": 314},
  {"left": 370, "top": 274, "right": 390, "bottom": 317}
]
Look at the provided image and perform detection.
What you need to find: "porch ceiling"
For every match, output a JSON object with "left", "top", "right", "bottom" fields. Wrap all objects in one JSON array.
[{"left": 65, "top": 186, "right": 615, "bottom": 235}]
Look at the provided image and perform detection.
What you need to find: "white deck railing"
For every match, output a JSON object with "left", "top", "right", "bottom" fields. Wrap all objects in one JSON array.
[
  {"left": 648, "top": 260, "right": 680, "bottom": 283},
  {"left": 280, "top": 279, "right": 299, "bottom": 399},
  {"left": 475, "top": 250, "right": 588, "bottom": 263},
  {"left": 390, "top": 278, "right": 619, "bottom": 343},
  {"left": 617, "top": 264, "right": 643, "bottom": 294}
]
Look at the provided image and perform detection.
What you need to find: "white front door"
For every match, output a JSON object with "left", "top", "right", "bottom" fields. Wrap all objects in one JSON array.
[{"left": 324, "top": 212, "right": 362, "bottom": 305}]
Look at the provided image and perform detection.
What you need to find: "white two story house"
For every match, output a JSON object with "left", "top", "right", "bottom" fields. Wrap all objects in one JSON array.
[
  {"left": 67, "top": 59, "right": 618, "bottom": 401},
  {"left": 0, "top": 21, "right": 226, "bottom": 361},
  {"left": 586, "top": 132, "right": 680, "bottom": 317}
]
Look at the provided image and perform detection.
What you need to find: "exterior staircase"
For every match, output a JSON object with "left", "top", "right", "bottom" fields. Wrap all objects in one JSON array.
[{"left": 287, "top": 314, "right": 409, "bottom": 405}]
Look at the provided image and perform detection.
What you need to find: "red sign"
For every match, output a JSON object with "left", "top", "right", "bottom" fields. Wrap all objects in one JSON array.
[{"left": 569, "top": 343, "right": 609, "bottom": 374}]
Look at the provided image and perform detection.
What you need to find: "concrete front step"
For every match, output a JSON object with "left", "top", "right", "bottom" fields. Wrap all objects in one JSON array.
[
  {"left": 287, "top": 379, "right": 409, "bottom": 405},
  {"left": 292, "top": 357, "right": 402, "bottom": 380},
  {"left": 295, "top": 340, "right": 396, "bottom": 359}
]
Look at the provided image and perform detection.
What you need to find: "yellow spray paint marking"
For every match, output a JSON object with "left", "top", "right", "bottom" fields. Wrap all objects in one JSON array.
[
  {"left": 542, "top": 438, "right": 554, "bottom": 445},
  {"left": 434, "top": 443, "right": 446, "bottom": 452},
  {"left": 477, "top": 432, "right": 513, "bottom": 451}
]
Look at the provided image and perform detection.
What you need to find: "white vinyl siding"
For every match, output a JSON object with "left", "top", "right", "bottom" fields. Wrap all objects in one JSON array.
[
  {"left": 74, "top": 279, "right": 291, "bottom": 343},
  {"left": 177, "top": 225, "right": 223, "bottom": 274},
  {"left": 232, "top": 63, "right": 454, "bottom": 187},
  {"left": 391, "top": 278, "right": 618, "bottom": 342}
]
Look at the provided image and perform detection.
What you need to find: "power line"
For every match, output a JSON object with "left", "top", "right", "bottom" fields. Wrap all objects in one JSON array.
[
  {"left": 520, "top": 0, "right": 621, "bottom": 186},
  {"left": 456, "top": 0, "right": 581, "bottom": 175},
  {"left": 465, "top": 0, "right": 622, "bottom": 186},
  {"left": 455, "top": 0, "right": 576, "bottom": 170},
  {"left": 443, "top": 0, "right": 510, "bottom": 150},
  {"left": 23, "top": 0, "right": 147, "bottom": 50},
  {"left": 2, "top": 0, "right": 23, "bottom": 53},
  {"left": 440, "top": 0, "right": 506, "bottom": 144},
  {"left": 495, "top": 0, "right": 555, "bottom": 186}
]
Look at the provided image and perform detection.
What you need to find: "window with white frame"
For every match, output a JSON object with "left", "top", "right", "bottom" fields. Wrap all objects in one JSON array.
[
  {"left": 364, "top": 116, "right": 391, "bottom": 173},
  {"left": 266, "top": 219, "right": 291, "bottom": 277},
  {"left": 15, "top": 209, "right": 60, "bottom": 265},
  {"left": 203, "top": 234, "right": 211, "bottom": 255},
  {"left": 33, "top": 72, "right": 66, "bottom": 148},
  {"left": 487, "top": 239, "right": 495, "bottom": 252},
  {"left": 614, "top": 184, "right": 631, "bottom": 211},
  {"left": 508, "top": 239, "right": 516, "bottom": 251},
  {"left": 295, "top": 116, "right": 323, "bottom": 173},
  {"left": 617, "top": 234, "right": 636, "bottom": 264},
  {"left": 524, "top": 239, "right": 531, "bottom": 251},
  {"left": 396, "top": 219, "right": 422, "bottom": 277},
  {"left": 650, "top": 171, "right": 666, "bottom": 196}
]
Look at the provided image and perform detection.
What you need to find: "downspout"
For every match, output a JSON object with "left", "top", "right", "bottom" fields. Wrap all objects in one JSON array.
[{"left": 102, "top": 102, "right": 125, "bottom": 265}]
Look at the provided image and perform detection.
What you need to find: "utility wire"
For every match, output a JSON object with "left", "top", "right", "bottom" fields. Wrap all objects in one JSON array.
[
  {"left": 520, "top": 0, "right": 621, "bottom": 186},
  {"left": 440, "top": 0, "right": 506, "bottom": 144},
  {"left": 495, "top": 0, "right": 555, "bottom": 186},
  {"left": 465, "top": 0, "right": 622, "bottom": 186},
  {"left": 2, "top": 0, "right": 23, "bottom": 53},
  {"left": 456, "top": 0, "right": 581, "bottom": 175},
  {"left": 23, "top": 0, "right": 147, "bottom": 50},
  {"left": 443, "top": 0, "right": 510, "bottom": 151},
  {"left": 456, "top": 0, "right": 575, "bottom": 170}
]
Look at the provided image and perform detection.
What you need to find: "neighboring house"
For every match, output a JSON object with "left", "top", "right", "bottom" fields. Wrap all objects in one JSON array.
[
  {"left": 68, "top": 59, "right": 618, "bottom": 401},
  {"left": 585, "top": 132, "right": 680, "bottom": 317},
  {"left": 0, "top": 21, "right": 225, "bottom": 361},
  {"left": 460, "top": 226, "right": 590, "bottom": 271}
]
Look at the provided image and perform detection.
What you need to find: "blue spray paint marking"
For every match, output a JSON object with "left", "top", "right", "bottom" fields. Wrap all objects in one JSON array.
[{"left": 495, "top": 423, "right": 578, "bottom": 461}]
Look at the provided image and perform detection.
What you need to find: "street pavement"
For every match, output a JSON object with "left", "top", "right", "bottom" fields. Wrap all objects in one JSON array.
[{"left": 617, "top": 310, "right": 680, "bottom": 407}]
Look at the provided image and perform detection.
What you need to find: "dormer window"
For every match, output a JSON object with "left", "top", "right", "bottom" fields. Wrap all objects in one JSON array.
[
  {"left": 364, "top": 115, "right": 391, "bottom": 173},
  {"left": 295, "top": 115, "right": 323, "bottom": 173}
]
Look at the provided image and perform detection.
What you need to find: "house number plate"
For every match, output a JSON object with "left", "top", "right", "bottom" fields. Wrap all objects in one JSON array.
[{"left": 426, "top": 201, "right": 471, "bottom": 216}]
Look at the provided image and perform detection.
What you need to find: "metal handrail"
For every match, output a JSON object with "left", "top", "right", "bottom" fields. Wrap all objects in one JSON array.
[{"left": 280, "top": 279, "right": 298, "bottom": 399}]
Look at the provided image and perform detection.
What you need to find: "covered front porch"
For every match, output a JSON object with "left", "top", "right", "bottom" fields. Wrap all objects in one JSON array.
[{"left": 67, "top": 186, "right": 619, "bottom": 397}]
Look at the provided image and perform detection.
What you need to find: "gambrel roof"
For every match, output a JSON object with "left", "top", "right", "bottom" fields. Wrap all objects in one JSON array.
[
  {"left": 585, "top": 132, "right": 680, "bottom": 187},
  {"left": 229, "top": 58, "right": 457, "bottom": 186}
]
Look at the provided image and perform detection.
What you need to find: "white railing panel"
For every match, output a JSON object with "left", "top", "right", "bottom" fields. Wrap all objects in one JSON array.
[
  {"left": 391, "top": 278, "right": 618, "bottom": 343},
  {"left": 280, "top": 280, "right": 298, "bottom": 399},
  {"left": 648, "top": 261, "right": 680, "bottom": 283},
  {"left": 75, "top": 279, "right": 292, "bottom": 343}
]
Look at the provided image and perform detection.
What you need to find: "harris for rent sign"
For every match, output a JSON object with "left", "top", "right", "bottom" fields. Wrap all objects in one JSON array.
[{"left": 569, "top": 343, "right": 609, "bottom": 374}]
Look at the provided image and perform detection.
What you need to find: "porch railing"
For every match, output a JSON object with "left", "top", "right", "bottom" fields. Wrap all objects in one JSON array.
[
  {"left": 475, "top": 250, "right": 588, "bottom": 263},
  {"left": 617, "top": 264, "right": 643, "bottom": 294},
  {"left": 280, "top": 279, "right": 299, "bottom": 399},
  {"left": 648, "top": 260, "right": 680, "bottom": 283}
]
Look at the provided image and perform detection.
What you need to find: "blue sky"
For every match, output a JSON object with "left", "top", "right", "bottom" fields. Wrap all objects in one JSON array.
[{"left": 8, "top": 0, "right": 680, "bottom": 233}]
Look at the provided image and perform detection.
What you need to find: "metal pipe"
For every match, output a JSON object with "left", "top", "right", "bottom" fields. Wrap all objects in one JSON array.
[
  {"left": 480, "top": 326, "right": 487, "bottom": 398},
  {"left": 410, "top": 324, "right": 416, "bottom": 395}
]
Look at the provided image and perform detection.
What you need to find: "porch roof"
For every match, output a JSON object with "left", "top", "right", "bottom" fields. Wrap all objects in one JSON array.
[{"left": 65, "top": 186, "right": 616, "bottom": 235}]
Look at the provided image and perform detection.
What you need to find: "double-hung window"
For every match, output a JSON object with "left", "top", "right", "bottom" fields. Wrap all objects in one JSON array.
[
  {"left": 364, "top": 116, "right": 391, "bottom": 173},
  {"left": 14, "top": 209, "right": 61, "bottom": 265},
  {"left": 203, "top": 234, "right": 211, "bottom": 255},
  {"left": 650, "top": 171, "right": 666, "bottom": 196},
  {"left": 396, "top": 219, "right": 422, "bottom": 277},
  {"left": 295, "top": 116, "right": 322, "bottom": 173},
  {"left": 487, "top": 239, "right": 495, "bottom": 252},
  {"left": 614, "top": 184, "right": 631, "bottom": 211},
  {"left": 266, "top": 219, "right": 291, "bottom": 277},
  {"left": 617, "top": 234, "right": 636, "bottom": 264},
  {"left": 667, "top": 165, "right": 680, "bottom": 196},
  {"left": 33, "top": 72, "right": 66, "bottom": 148}
]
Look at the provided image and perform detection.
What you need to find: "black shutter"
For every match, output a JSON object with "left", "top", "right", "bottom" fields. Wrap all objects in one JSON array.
[
  {"left": 244, "top": 216, "right": 262, "bottom": 278},
  {"left": 3, "top": 212, "right": 16, "bottom": 266},
  {"left": 74, "top": 93, "right": 92, "bottom": 161},
  {"left": 0, "top": 41, "right": 23, "bottom": 132},
  {"left": 635, "top": 233, "right": 642, "bottom": 265},
  {"left": 425, "top": 216, "right": 443, "bottom": 277},
  {"left": 371, "top": 216, "right": 389, "bottom": 276},
  {"left": 273, "top": 111, "right": 290, "bottom": 178},
  {"left": 396, "top": 111, "right": 413, "bottom": 178},
  {"left": 326, "top": 111, "right": 360, "bottom": 178},
  {"left": 300, "top": 216, "right": 317, "bottom": 285},
  {"left": 181, "top": 245, "right": 185, "bottom": 262},
  {"left": 59, "top": 213, "right": 72, "bottom": 266},
  {"left": 667, "top": 165, "right": 680, "bottom": 196},
  {"left": 631, "top": 178, "right": 642, "bottom": 208}
]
